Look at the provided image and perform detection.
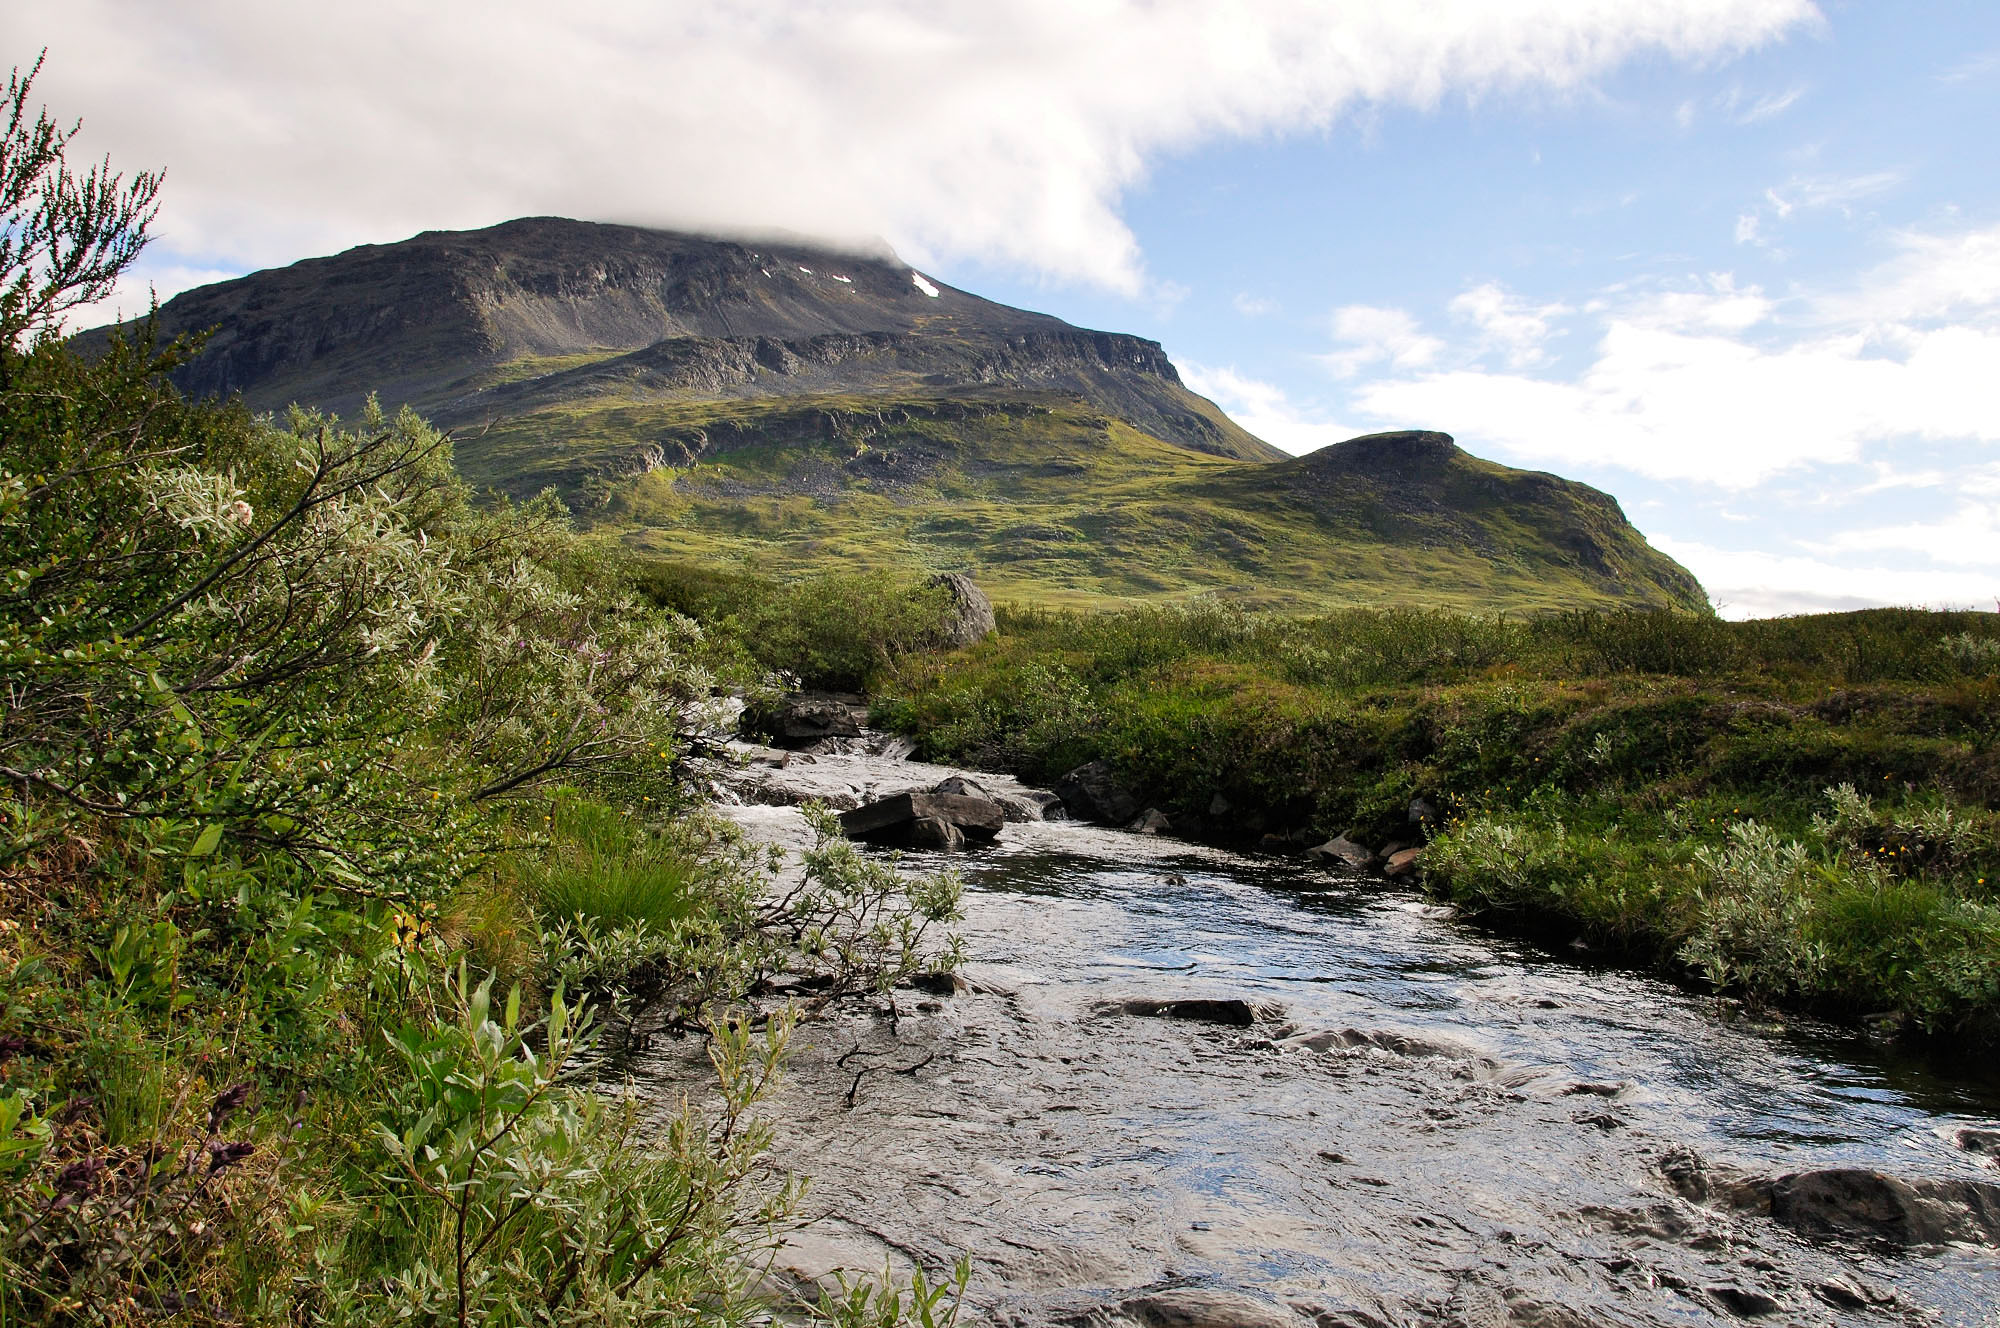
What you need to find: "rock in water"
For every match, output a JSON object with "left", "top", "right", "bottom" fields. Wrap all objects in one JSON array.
[
  {"left": 1382, "top": 847, "right": 1423, "bottom": 879},
  {"left": 1765, "top": 1168, "right": 2000, "bottom": 1248},
  {"left": 839, "top": 791, "right": 1006, "bottom": 848},
  {"left": 906, "top": 816, "right": 965, "bottom": 851},
  {"left": 1306, "top": 836, "right": 1376, "bottom": 870},
  {"left": 927, "top": 572, "right": 995, "bottom": 647},
  {"left": 1055, "top": 760, "right": 1140, "bottom": 825},
  {"left": 1110, "top": 997, "right": 1279, "bottom": 1026},
  {"left": 1119, "top": 1288, "right": 1306, "bottom": 1328},
  {"left": 767, "top": 694, "right": 867, "bottom": 748}
]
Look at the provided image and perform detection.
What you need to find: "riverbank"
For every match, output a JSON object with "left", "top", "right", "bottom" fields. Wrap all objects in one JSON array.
[
  {"left": 871, "top": 602, "right": 2000, "bottom": 1043},
  {"left": 684, "top": 742, "right": 2000, "bottom": 1328}
]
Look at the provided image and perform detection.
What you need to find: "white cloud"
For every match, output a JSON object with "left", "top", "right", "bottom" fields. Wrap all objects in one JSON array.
[
  {"left": 1233, "top": 292, "right": 1277, "bottom": 317},
  {"left": 1320, "top": 305, "right": 1445, "bottom": 378},
  {"left": 1815, "top": 224, "right": 2000, "bottom": 325},
  {"left": 18, "top": 0, "right": 1819, "bottom": 299},
  {"left": 1807, "top": 501, "right": 2000, "bottom": 569},
  {"left": 1180, "top": 362, "right": 1355, "bottom": 456},
  {"left": 1344, "top": 226, "right": 2000, "bottom": 488},
  {"left": 1653, "top": 537, "right": 2000, "bottom": 619},
  {"left": 1734, "top": 84, "right": 1805, "bottom": 123},
  {"left": 1448, "top": 282, "right": 1569, "bottom": 366},
  {"left": 1937, "top": 51, "right": 2000, "bottom": 84}
]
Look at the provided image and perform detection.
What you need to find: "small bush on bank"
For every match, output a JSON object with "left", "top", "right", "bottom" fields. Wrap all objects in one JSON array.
[{"left": 631, "top": 560, "right": 954, "bottom": 692}]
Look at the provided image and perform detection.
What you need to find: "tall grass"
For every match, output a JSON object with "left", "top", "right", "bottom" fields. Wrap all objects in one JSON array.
[{"left": 512, "top": 795, "right": 701, "bottom": 930}]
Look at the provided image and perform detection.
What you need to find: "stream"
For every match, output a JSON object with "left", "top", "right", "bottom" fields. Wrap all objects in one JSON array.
[{"left": 640, "top": 742, "right": 2000, "bottom": 1328}]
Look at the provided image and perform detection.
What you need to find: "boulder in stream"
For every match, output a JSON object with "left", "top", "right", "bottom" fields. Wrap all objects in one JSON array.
[
  {"left": 1765, "top": 1168, "right": 2000, "bottom": 1247},
  {"left": 1056, "top": 760, "right": 1141, "bottom": 825},
  {"left": 1661, "top": 1149, "right": 2000, "bottom": 1248},
  {"left": 1958, "top": 1127, "right": 2000, "bottom": 1158},
  {"left": 933, "top": 774, "right": 1061, "bottom": 823},
  {"left": 839, "top": 791, "right": 1005, "bottom": 848},
  {"left": 766, "top": 694, "right": 868, "bottom": 748},
  {"left": 1109, "top": 997, "right": 1282, "bottom": 1026},
  {"left": 1305, "top": 836, "right": 1376, "bottom": 870}
]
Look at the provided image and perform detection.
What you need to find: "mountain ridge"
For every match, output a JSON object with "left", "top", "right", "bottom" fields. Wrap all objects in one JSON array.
[
  {"left": 93, "top": 217, "right": 1708, "bottom": 614},
  {"left": 121, "top": 215, "right": 1281, "bottom": 464}
]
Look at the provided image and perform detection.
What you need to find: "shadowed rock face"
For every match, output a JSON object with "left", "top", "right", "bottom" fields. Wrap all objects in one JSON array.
[{"left": 100, "top": 216, "right": 1280, "bottom": 463}]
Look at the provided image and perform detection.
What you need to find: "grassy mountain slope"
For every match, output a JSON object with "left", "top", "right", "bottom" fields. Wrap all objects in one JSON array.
[
  {"left": 98, "top": 217, "right": 1708, "bottom": 613},
  {"left": 523, "top": 394, "right": 1707, "bottom": 612}
]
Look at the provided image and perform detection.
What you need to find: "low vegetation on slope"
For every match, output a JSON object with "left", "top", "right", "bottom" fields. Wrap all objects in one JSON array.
[
  {"left": 514, "top": 395, "right": 1707, "bottom": 614},
  {"left": 873, "top": 603, "right": 2000, "bottom": 1042}
]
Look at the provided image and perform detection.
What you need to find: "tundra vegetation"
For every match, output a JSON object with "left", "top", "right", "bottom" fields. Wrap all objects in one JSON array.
[
  {"left": 0, "top": 61, "right": 965, "bottom": 1326},
  {"left": 864, "top": 601, "right": 2000, "bottom": 1043}
]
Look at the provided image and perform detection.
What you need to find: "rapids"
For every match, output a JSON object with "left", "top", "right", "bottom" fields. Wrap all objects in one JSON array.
[{"left": 640, "top": 743, "right": 2000, "bottom": 1327}]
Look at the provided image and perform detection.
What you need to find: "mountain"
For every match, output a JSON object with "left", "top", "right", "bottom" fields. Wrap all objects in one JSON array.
[
  {"left": 106, "top": 218, "right": 1707, "bottom": 613},
  {"left": 133, "top": 216, "right": 1277, "bottom": 466}
]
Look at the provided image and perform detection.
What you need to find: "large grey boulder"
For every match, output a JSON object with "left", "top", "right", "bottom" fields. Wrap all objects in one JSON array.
[
  {"left": 927, "top": 572, "right": 996, "bottom": 648},
  {"left": 839, "top": 791, "right": 1005, "bottom": 848},
  {"left": 767, "top": 694, "right": 867, "bottom": 748},
  {"left": 1055, "top": 760, "right": 1140, "bottom": 825}
]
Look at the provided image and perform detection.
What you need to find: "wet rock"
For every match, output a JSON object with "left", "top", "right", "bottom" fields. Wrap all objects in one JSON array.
[
  {"left": 1764, "top": 1167, "right": 2000, "bottom": 1248},
  {"left": 927, "top": 571, "right": 996, "bottom": 647},
  {"left": 1705, "top": 1285, "right": 1782, "bottom": 1318},
  {"left": 905, "top": 970, "right": 968, "bottom": 997},
  {"left": 932, "top": 774, "right": 992, "bottom": 799},
  {"left": 1275, "top": 1027, "right": 1479, "bottom": 1062},
  {"left": 1663, "top": 1150, "right": 2000, "bottom": 1248},
  {"left": 1256, "top": 833, "right": 1292, "bottom": 854},
  {"left": 908, "top": 816, "right": 966, "bottom": 851},
  {"left": 1382, "top": 847, "right": 1422, "bottom": 880},
  {"left": 839, "top": 791, "right": 1005, "bottom": 847},
  {"left": 1056, "top": 761, "right": 1141, "bottom": 825},
  {"left": 1957, "top": 1126, "right": 2000, "bottom": 1157},
  {"left": 1131, "top": 808, "right": 1173, "bottom": 835},
  {"left": 933, "top": 775, "right": 1062, "bottom": 822},
  {"left": 1002, "top": 789, "right": 1067, "bottom": 822},
  {"left": 1109, "top": 997, "right": 1281, "bottom": 1026},
  {"left": 767, "top": 694, "right": 868, "bottom": 748},
  {"left": 1120, "top": 1287, "right": 1307, "bottom": 1328},
  {"left": 1408, "top": 796, "right": 1440, "bottom": 830},
  {"left": 1657, "top": 1150, "right": 1785, "bottom": 1211},
  {"left": 1207, "top": 792, "right": 1234, "bottom": 817},
  {"left": 1305, "top": 836, "right": 1375, "bottom": 870},
  {"left": 1812, "top": 1278, "right": 1896, "bottom": 1311}
]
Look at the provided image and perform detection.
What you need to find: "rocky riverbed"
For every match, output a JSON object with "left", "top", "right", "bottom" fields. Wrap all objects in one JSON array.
[{"left": 642, "top": 741, "right": 2000, "bottom": 1327}]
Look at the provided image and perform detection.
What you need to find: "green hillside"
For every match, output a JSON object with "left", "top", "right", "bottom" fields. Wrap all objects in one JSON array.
[
  {"left": 455, "top": 388, "right": 1706, "bottom": 613},
  {"left": 107, "top": 216, "right": 1709, "bottom": 614}
]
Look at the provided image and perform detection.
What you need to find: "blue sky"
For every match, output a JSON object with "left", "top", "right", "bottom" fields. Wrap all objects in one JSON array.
[{"left": 14, "top": 0, "right": 1999, "bottom": 615}]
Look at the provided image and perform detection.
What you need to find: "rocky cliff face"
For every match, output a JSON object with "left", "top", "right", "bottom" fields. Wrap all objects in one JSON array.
[{"left": 115, "top": 216, "right": 1280, "bottom": 463}]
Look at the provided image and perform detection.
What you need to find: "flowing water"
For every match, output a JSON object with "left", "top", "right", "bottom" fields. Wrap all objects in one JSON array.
[{"left": 639, "top": 744, "right": 2000, "bottom": 1328}]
